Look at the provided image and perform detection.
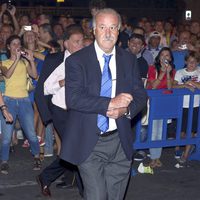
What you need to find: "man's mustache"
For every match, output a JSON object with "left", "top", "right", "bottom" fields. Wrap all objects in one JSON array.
[{"left": 103, "top": 36, "right": 115, "bottom": 41}]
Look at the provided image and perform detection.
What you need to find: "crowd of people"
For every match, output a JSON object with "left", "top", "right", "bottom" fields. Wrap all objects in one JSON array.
[{"left": 0, "top": 0, "right": 200, "bottom": 199}]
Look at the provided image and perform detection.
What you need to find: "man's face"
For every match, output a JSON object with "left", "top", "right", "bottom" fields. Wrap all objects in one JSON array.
[
  {"left": 186, "top": 56, "right": 198, "bottom": 72},
  {"left": 128, "top": 38, "right": 144, "bottom": 55},
  {"left": 190, "top": 22, "right": 200, "bottom": 35},
  {"left": 0, "top": 26, "right": 12, "bottom": 44},
  {"left": 38, "top": 27, "right": 46, "bottom": 42},
  {"left": 179, "top": 32, "right": 190, "bottom": 45},
  {"left": 38, "top": 14, "right": 49, "bottom": 26},
  {"left": 19, "top": 16, "right": 30, "bottom": 27},
  {"left": 93, "top": 12, "right": 119, "bottom": 54},
  {"left": 155, "top": 21, "right": 163, "bottom": 33},
  {"left": 64, "top": 33, "right": 84, "bottom": 54},
  {"left": 53, "top": 25, "right": 64, "bottom": 38},
  {"left": 149, "top": 36, "right": 161, "bottom": 48}
]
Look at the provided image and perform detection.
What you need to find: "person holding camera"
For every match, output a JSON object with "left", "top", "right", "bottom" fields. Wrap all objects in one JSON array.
[
  {"left": 146, "top": 47, "right": 176, "bottom": 168},
  {"left": 172, "top": 30, "right": 197, "bottom": 71},
  {"left": 0, "top": 35, "right": 41, "bottom": 175},
  {"left": 0, "top": 3, "right": 20, "bottom": 34}
]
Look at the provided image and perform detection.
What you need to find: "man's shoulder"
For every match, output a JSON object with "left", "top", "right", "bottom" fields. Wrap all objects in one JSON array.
[
  {"left": 75, "top": 44, "right": 94, "bottom": 56},
  {"left": 45, "top": 52, "right": 64, "bottom": 61},
  {"left": 116, "top": 46, "right": 136, "bottom": 59},
  {"left": 67, "top": 44, "right": 95, "bottom": 62}
]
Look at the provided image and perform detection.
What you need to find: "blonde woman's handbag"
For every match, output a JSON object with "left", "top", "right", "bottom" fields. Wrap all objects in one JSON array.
[{"left": 27, "top": 74, "right": 35, "bottom": 92}]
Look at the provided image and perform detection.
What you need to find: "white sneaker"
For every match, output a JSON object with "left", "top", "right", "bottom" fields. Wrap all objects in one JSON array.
[
  {"left": 44, "top": 153, "right": 53, "bottom": 157},
  {"left": 138, "top": 163, "right": 154, "bottom": 174}
]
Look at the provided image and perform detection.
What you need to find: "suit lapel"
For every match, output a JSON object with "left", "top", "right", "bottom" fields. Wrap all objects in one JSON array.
[
  {"left": 115, "top": 47, "right": 124, "bottom": 95},
  {"left": 88, "top": 44, "right": 102, "bottom": 94}
]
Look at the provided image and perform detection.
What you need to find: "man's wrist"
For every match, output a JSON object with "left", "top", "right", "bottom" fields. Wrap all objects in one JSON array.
[{"left": 124, "top": 107, "right": 131, "bottom": 119}]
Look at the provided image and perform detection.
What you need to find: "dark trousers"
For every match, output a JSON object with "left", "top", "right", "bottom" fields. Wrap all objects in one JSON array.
[
  {"left": 40, "top": 156, "right": 83, "bottom": 195},
  {"left": 78, "top": 132, "right": 132, "bottom": 200},
  {"left": 39, "top": 104, "right": 83, "bottom": 194}
]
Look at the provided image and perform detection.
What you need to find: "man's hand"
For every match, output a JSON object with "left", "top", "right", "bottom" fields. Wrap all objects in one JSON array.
[
  {"left": 59, "top": 79, "right": 65, "bottom": 87},
  {"left": 106, "top": 107, "right": 128, "bottom": 119},
  {"left": 108, "top": 93, "right": 133, "bottom": 110},
  {"left": 2, "top": 109, "right": 13, "bottom": 123}
]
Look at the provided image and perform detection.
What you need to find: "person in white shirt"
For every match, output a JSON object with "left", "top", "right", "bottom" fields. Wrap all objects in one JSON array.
[
  {"left": 173, "top": 50, "right": 200, "bottom": 166},
  {"left": 35, "top": 24, "right": 84, "bottom": 197}
]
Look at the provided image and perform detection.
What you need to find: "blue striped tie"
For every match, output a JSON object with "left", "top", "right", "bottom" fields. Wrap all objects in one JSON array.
[{"left": 97, "top": 54, "right": 113, "bottom": 133}]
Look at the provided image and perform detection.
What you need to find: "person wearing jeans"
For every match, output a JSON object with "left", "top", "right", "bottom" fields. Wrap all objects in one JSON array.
[
  {"left": 149, "top": 120, "right": 163, "bottom": 161},
  {"left": 1, "top": 97, "right": 39, "bottom": 162},
  {"left": 44, "top": 123, "right": 54, "bottom": 157},
  {"left": 0, "top": 35, "right": 40, "bottom": 174},
  {"left": 146, "top": 47, "right": 176, "bottom": 168}
]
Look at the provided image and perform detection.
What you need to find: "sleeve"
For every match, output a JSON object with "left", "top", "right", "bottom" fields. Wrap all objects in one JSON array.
[
  {"left": 147, "top": 65, "right": 157, "bottom": 82},
  {"left": 44, "top": 65, "right": 63, "bottom": 95},
  {"left": 174, "top": 70, "right": 182, "bottom": 83},
  {"left": 34, "top": 54, "right": 53, "bottom": 124}
]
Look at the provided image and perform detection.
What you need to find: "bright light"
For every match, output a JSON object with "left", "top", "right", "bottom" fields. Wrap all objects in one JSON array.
[{"left": 57, "top": 0, "right": 64, "bottom": 2}]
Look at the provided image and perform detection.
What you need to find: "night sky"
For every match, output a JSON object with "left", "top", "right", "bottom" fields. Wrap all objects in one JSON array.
[{"left": 2, "top": 0, "right": 181, "bottom": 8}]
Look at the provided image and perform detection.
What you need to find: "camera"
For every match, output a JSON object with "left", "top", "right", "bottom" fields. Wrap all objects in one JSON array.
[
  {"left": 7, "top": 0, "right": 12, "bottom": 10},
  {"left": 163, "top": 59, "right": 169, "bottom": 65},
  {"left": 20, "top": 51, "right": 27, "bottom": 56},
  {"left": 178, "top": 44, "right": 187, "bottom": 50},
  {"left": 24, "top": 26, "right": 32, "bottom": 31}
]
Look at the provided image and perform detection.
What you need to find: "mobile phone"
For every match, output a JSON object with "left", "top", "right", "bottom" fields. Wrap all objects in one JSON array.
[
  {"left": 24, "top": 26, "right": 32, "bottom": 31},
  {"left": 185, "top": 10, "right": 192, "bottom": 21},
  {"left": 7, "top": 0, "right": 12, "bottom": 9}
]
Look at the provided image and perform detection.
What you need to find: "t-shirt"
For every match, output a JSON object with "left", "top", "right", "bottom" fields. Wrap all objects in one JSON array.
[
  {"left": 147, "top": 65, "right": 176, "bottom": 89},
  {"left": 2, "top": 59, "right": 28, "bottom": 98},
  {"left": 174, "top": 68, "right": 200, "bottom": 108}
]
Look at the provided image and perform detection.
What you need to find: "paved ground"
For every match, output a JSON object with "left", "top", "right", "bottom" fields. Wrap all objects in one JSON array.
[{"left": 0, "top": 141, "right": 200, "bottom": 200}]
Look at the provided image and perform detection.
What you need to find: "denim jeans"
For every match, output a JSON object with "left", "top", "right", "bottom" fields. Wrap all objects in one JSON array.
[
  {"left": 0, "top": 96, "right": 40, "bottom": 161},
  {"left": 149, "top": 120, "right": 163, "bottom": 160},
  {"left": 44, "top": 123, "right": 54, "bottom": 155}
]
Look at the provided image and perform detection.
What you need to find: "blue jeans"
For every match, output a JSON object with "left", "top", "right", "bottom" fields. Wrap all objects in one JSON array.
[
  {"left": 149, "top": 120, "right": 163, "bottom": 160},
  {"left": 44, "top": 123, "right": 54, "bottom": 155},
  {"left": 0, "top": 96, "right": 40, "bottom": 161}
]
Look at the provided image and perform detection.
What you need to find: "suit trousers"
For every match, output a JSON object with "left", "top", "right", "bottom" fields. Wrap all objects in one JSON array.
[
  {"left": 78, "top": 131, "right": 132, "bottom": 200},
  {"left": 40, "top": 104, "right": 83, "bottom": 195}
]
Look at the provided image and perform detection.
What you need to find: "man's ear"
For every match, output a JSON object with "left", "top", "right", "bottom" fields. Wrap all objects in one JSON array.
[
  {"left": 63, "top": 40, "right": 68, "bottom": 49},
  {"left": 93, "top": 28, "right": 96, "bottom": 36}
]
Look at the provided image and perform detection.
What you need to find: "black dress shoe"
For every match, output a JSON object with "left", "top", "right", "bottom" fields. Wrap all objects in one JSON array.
[
  {"left": 56, "top": 181, "right": 74, "bottom": 189},
  {"left": 36, "top": 175, "right": 51, "bottom": 197}
]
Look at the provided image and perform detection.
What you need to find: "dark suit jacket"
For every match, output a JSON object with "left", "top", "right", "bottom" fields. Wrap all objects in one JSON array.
[
  {"left": 34, "top": 52, "right": 65, "bottom": 125},
  {"left": 60, "top": 44, "right": 147, "bottom": 165}
]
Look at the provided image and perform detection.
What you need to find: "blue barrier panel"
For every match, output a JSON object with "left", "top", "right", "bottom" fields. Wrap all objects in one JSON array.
[{"left": 133, "top": 88, "right": 200, "bottom": 161}]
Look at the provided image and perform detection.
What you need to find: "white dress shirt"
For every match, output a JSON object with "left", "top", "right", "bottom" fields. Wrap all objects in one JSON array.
[
  {"left": 94, "top": 41, "right": 117, "bottom": 131},
  {"left": 44, "top": 50, "right": 71, "bottom": 109}
]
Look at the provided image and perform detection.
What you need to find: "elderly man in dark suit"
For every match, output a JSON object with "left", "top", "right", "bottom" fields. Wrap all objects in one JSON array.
[{"left": 60, "top": 8, "right": 147, "bottom": 200}]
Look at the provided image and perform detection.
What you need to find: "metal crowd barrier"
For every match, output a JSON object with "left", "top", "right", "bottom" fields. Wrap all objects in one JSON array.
[{"left": 133, "top": 88, "right": 200, "bottom": 161}]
